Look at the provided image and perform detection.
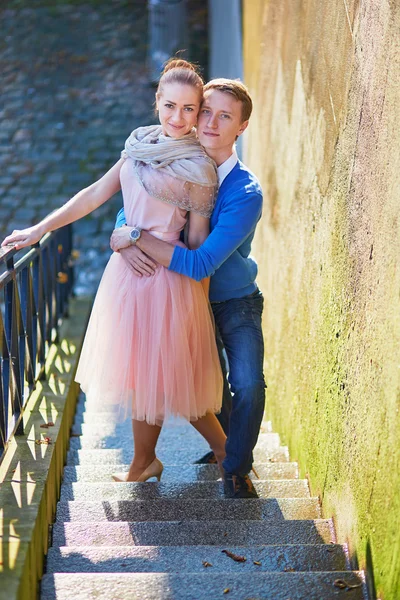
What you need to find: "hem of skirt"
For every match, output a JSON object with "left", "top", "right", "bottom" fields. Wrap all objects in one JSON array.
[
  {"left": 75, "top": 379, "right": 222, "bottom": 425},
  {"left": 131, "top": 407, "right": 222, "bottom": 426}
]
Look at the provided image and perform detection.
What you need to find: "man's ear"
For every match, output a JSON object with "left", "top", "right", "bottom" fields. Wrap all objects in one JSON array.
[{"left": 237, "top": 120, "right": 249, "bottom": 137}]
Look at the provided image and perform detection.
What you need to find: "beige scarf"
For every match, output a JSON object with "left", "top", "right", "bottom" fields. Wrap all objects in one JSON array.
[{"left": 122, "top": 125, "right": 217, "bottom": 188}]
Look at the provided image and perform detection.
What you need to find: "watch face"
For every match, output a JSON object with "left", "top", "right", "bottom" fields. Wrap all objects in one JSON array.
[{"left": 130, "top": 228, "right": 140, "bottom": 241}]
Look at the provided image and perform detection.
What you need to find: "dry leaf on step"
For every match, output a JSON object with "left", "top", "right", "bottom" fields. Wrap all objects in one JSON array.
[{"left": 222, "top": 550, "right": 246, "bottom": 562}]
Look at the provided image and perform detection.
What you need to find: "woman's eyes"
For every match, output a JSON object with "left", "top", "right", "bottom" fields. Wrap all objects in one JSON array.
[{"left": 164, "top": 104, "right": 194, "bottom": 112}]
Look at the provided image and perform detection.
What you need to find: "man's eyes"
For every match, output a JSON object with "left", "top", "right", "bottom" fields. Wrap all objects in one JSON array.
[{"left": 200, "top": 109, "right": 230, "bottom": 119}]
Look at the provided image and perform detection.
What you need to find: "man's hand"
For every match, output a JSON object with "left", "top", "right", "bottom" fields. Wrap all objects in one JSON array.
[
  {"left": 110, "top": 226, "right": 133, "bottom": 252},
  {"left": 119, "top": 245, "right": 158, "bottom": 277}
]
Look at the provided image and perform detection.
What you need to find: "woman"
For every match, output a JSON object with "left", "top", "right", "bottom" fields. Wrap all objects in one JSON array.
[{"left": 2, "top": 59, "right": 227, "bottom": 482}]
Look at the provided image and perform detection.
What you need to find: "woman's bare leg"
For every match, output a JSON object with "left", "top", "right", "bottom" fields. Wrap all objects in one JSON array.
[
  {"left": 126, "top": 419, "right": 162, "bottom": 481},
  {"left": 190, "top": 413, "right": 227, "bottom": 474}
]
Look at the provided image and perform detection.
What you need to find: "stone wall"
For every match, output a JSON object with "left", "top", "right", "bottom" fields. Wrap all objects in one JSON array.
[
  {"left": 243, "top": 1, "right": 400, "bottom": 598},
  {"left": 0, "top": 0, "right": 208, "bottom": 294}
]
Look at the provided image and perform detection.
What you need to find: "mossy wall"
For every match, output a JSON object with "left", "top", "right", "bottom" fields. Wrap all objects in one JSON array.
[{"left": 243, "top": 1, "right": 400, "bottom": 598}]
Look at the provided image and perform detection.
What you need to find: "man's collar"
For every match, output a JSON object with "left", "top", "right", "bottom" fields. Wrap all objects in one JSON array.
[{"left": 217, "top": 150, "right": 238, "bottom": 186}]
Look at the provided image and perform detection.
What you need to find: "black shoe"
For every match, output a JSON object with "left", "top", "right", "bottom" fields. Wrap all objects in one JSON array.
[
  {"left": 224, "top": 473, "right": 259, "bottom": 498},
  {"left": 193, "top": 450, "right": 217, "bottom": 465}
]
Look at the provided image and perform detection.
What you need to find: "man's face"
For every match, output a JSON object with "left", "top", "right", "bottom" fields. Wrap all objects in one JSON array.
[{"left": 197, "top": 89, "right": 248, "bottom": 152}]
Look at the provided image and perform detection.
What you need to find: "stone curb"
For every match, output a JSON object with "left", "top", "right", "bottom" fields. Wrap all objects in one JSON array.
[{"left": 0, "top": 297, "right": 92, "bottom": 600}]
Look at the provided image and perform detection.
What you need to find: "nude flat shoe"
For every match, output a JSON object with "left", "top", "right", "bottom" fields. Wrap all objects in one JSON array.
[{"left": 112, "top": 457, "right": 163, "bottom": 483}]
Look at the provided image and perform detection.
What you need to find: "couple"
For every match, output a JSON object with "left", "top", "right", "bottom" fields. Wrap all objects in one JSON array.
[{"left": 2, "top": 58, "right": 265, "bottom": 499}]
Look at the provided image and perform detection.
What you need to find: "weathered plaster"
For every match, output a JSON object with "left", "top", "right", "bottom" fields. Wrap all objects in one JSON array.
[{"left": 243, "top": 1, "right": 400, "bottom": 598}]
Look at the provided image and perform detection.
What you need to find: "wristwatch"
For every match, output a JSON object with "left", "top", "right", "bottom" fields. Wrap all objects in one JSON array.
[{"left": 129, "top": 226, "right": 142, "bottom": 245}]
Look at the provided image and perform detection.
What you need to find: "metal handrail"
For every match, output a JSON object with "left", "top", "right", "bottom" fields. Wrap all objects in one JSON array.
[{"left": 0, "top": 225, "right": 74, "bottom": 458}]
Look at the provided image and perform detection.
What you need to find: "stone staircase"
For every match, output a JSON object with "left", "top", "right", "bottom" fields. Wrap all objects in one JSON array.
[{"left": 40, "top": 394, "right": 368, "bottom": 599}]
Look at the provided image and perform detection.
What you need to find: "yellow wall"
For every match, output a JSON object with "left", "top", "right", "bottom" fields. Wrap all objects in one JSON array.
[{"left": 243, "top": 1, "right": 400, "bottom": 598}]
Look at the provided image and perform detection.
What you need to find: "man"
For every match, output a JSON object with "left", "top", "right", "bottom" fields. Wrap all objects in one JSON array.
[{"left": 111, "top": 79, "right": 266, "bottom": 498}]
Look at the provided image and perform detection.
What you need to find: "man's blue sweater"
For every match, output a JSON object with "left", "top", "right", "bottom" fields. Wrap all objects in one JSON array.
[{"left": 115, "top": 160, "right": 263, "bottom": 302}]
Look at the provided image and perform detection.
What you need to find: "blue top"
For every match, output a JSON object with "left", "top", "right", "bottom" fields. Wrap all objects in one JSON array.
[{"left": 115, "top": 160, "right": 263, "bottom": 302}]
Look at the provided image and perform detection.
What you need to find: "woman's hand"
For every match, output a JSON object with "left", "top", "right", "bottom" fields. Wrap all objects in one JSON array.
[
  {"left": 1, "top": 225, "right": 44, "bottom": 250},
  {"left": 110, "top": 226, "right": 134, "bottom": 252}
]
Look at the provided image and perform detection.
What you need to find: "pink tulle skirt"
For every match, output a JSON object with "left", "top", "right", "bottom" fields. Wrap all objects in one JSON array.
[{"left": 75, "top": 251, "right": 223, "bottom": 424}]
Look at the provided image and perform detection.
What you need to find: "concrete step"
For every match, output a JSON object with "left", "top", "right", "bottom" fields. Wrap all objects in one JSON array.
[
  {"left": 60, "top": 480, "right": 310, "bottom": 501},
  {"left": 45, "top": 543, "right": 349, "bottom": 573},
  {"left": 55, "top": 498, "right": 321, "bottom": 522},
  {"left": 51, "top": 519, "right": 335, "bottom": 547},
  {"left": 40, "top": 571, "right": 367, "bottom": 599},
  {"left": 68, "top": 434, "right": 206, "bottom": 452},
  {"left": 61, "top": 462, "right": 299, "bottom": 483},
  {"left": 66, "top": 446, "right": 290, "bottom": 465},
  {"left": 70, "top": 422, "right": 281, "bottom": 448},
  {"left": 71, "top": 416, "right": 213, "bottom": 433},
  {"left": 73, "top": 411, "right": 274, "bottom": 435},
  {"left": 67, "top": 431, "right": 282, "bottom": 453}
]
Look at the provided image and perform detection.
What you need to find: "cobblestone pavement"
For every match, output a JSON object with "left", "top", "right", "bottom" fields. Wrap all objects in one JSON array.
[{"left": 0, "top": 0, "right": 207, "bottom": 295}]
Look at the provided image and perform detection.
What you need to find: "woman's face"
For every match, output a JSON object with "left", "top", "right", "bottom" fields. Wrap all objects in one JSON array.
[{"left": 156, "top": 82, "right": 201, "bottom": 138}]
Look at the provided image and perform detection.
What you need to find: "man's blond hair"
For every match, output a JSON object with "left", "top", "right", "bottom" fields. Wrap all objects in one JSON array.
[{"left": 203, "top": 78, "right": 253, "bottom": 122}]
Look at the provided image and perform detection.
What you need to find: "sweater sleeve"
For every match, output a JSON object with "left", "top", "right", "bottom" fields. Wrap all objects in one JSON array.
[
  {"left": 169, "top": 189, "right": 262, "bottom": 281},
  {"left": 115, "top": 207, "right": 127, "bottom": 228}
]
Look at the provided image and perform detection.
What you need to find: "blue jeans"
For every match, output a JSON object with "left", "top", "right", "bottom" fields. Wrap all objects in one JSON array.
[{"left": 211, "top": 289, "right": 266, "bottom": 476}]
